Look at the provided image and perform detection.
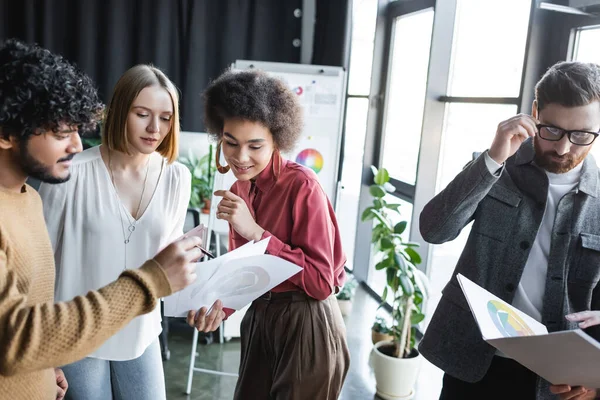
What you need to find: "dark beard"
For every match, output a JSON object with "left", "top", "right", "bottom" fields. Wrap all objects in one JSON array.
[
  {"left": 17, "top": 138, "right": 73, "bottom": 184},
  {"left": 533, "top": 137, "right": 588, "bottom": 174}
]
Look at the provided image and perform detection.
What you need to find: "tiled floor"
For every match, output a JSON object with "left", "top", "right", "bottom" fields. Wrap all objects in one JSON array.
[{"left": 163, "top": 286, "right": 443, "bottom": 400}]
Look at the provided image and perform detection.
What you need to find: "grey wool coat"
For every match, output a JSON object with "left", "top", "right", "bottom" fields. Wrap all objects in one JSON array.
[{"left": 418, "top": 139, "right": 600, "bottom": 400}]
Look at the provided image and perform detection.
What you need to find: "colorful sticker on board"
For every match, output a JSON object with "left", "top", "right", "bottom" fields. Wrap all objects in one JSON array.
[
  {"left": 296, "top": 148, "right": 324, "bottom": 174},
  {"left": 293, "top": 86, "right": 303, "bottom": 95},
  {"left": 487, "top": 300, "right": 535, "bottom": 337}
]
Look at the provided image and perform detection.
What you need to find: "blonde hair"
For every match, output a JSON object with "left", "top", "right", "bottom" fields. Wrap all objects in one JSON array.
[{"left": 102, "top": 64, "right": 180, "bottom": 163}]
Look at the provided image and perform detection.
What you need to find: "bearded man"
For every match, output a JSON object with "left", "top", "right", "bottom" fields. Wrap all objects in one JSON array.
[{"left": 419, "top": 61, "right": 600, "bottom": 400}]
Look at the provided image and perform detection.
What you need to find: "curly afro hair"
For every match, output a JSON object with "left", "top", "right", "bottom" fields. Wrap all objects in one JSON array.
[
  {"left": 0, "top": 39, "right": 104, "bottom": 141},
  {"left": 203, "top": 69, "right": 303, "bottom": 153}
]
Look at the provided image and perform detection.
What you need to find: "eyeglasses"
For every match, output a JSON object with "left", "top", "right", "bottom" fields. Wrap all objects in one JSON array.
[{"left": 537, "top": 124, "right": 599, "bottom": 146}]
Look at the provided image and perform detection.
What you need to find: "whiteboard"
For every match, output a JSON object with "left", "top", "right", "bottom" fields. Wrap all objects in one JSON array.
[{"left": 233, "top": 60, "right": 346, "bottom": 205}]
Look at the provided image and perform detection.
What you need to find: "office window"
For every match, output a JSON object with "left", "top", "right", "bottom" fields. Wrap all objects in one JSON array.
[
  {"left": 573, "top": 26, "right": 600, "bottom": 65},
  {"left": 364, "top": 3, "right": 434, "bottom": 302},
  {"left": 448, "top": 0, "right": 531, "bottom": 97},
  {"left": 572, "top": 26, "right": 600, "bottom": 161},
  {"left": 431, "top": 0, "right": 531, "bottom": 296},
  {"left": 338, "top": 0, "right": 378, "bottom": 270},
  {"left": 437, "top": 104, "right": 518, "bottom": 190},
  {"left": 381, "top": 9, "right": 434, "bottom": 185},
  {"left": 347, "top": 0, "right": 379, "bottom": 96}
]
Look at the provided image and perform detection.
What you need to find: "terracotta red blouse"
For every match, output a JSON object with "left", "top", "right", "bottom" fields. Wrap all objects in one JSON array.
[{"left": 228, "top": 154, "right": 346, "bottom": 301}]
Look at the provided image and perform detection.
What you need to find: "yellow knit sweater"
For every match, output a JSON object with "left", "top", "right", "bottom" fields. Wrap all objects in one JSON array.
[{"left": 0, "top": 185, "right": 172, "bottom": 400}]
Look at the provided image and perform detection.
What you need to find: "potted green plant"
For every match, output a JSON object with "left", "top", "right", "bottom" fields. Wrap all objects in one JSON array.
[
  {"left": 371, "top": 316, "right": 394, "bottom": 345},
  {"left": 179, "top": 145, "right": 216, "bottom": 213},
  {"left": 362, "top": 166, "right": 429, "bottom": 400},
  {"left": 336, "top": 273, "right": 358, "bottom": 316}
]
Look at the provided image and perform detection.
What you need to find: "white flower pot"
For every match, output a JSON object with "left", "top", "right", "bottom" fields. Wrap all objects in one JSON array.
[
  {"left": 371, "top": 340, "right": 423, "bottom": 400},
  {"left": 336, "top": 298, "right": 352, "bottom": 316}
]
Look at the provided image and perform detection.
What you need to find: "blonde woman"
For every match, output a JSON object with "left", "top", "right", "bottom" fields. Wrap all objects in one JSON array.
[{"left": 39, "top": 65, "right": 224, "bottom": 400}]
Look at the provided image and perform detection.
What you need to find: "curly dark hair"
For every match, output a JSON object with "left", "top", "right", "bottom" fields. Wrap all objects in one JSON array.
[
  {"left": 203, "top": 69, "right": 303, "bottom": 152},
  {"left": 0, "top": 39, "right": 104, "bottom": 141}
]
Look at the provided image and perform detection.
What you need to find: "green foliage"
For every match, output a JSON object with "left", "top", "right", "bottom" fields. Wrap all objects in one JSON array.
[
  {"left": 81, "top": 137, "right": 102, "bottom": 149},
  {"left": 371, "top": 316, "right": 392, "bottom": 334},
  {"left": 336, "top": 274, "right": 358, "bottom": 300},
  {"left": 362, "top": 166, "right": 428, "bottom": 358},
  {"left": 179, "top": 145, "right": 216, "bottom": 209},
  {"left": 81, "top": 112, "right": 104, "bottom": 150}
]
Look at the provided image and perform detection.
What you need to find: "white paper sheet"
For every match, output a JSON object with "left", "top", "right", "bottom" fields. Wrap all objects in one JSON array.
[
  {"left": 457, "top": 273, "right": 600, "bottom": 388},
  {"left": 164, "top": 238, "right": 302, "bottom": 317},
  {"left": 457, "top": 274, "right": 547, "bottom": 339}
]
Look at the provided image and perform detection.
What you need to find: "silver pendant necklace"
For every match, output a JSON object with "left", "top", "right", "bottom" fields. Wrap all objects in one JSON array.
[{"left": 108, "top": 149, "right": 151, "bottom": 269}]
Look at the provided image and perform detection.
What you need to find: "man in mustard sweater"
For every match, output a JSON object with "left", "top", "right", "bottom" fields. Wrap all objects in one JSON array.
[{"left": 0, "top": 39, "right": 225, "bottom": 399}]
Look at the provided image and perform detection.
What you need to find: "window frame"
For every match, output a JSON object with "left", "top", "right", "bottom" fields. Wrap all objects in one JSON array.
[{"left": 352, "top": 0, "right": 537, "bottom": 293}]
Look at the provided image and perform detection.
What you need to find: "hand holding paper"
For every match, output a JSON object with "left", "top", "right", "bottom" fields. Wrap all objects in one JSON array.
[
  {"left": 173, "top": 223, "right": 214, "bottom": 259},
  {"left": 163, "top": 238, "right": 302, "bottom": 317},
  {"left": 550, "top": 385, "right": 596, "bottom": 400},
  {"left": 186, "top": 299, "right": 226, "bottom": 332},
  {"left": 566, "top": 311, "right": 600, "bottom": 329}
]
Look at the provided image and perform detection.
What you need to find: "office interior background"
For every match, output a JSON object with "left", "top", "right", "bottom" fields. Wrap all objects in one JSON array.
[{"left": 3, "top": 0, "right": 600, "bottom": 398}]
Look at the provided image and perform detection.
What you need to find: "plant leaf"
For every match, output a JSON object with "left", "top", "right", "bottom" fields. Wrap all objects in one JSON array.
[
  {"left": 190, "top": 192, "right": 201, "bottom": 208},
  {"left": 381, "top": 286, "right": 388, "bottom": 302},
  {"left": 188, "top": 149, "right": 197, "bottom": 165},
  {"left": 361, "top": 207, "right": 375, "bottom": 221},
  {"left": 386, "top": 267, "right": 398, "bottom": 291},
  {"left": 375, "top": 260, "right": 389, "bottom": 271},
  {"left": 394, "top": 221, "right": 407, "bottom": 234},
  {"left": 374, "top": 168, "right": 389, "bottom": 185},
  {"left": 414, "top": 291, "right": 423, "bottom": 306},
  {"left": 399, "top": 274, "right": 414, "bottom": 296},
  {"left": 380, "top": 237, "right": 394, "bottom": 249},
  {"left": 394, "top": 252, "right": 408, "bottom": 274},
  {"left": 405, "top": 247, "right": 422, "bottom": 265},
  {"left": 371, "top": 209, "right": 391, "bottom": 230},
  {"left": 369, "top": 185, "right": 386, "bottom": 198},
  {"left": 411, "top": 312, "right": 425, "bottom": 325},
  {"left": 387, "top": 203, "right": 402, "bottom": 212},
  {"left": 372, "top": 230, "right": 382, "bottom": 243}
]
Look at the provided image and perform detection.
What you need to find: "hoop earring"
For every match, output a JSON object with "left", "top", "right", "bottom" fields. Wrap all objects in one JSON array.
[
  {"left": 215, "top": 141, "right": 230, "bottom": 174},
  {"left": 272, "top": 149, "right": 281, "bottom": 179}
]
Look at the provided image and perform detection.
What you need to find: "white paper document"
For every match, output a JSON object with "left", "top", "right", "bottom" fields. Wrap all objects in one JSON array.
[
  {"left": 457, "top": 273, "right": 600, "bottom": 388},
  {"left": 164, "top": 238, "right": 302, "bottom": 317}
]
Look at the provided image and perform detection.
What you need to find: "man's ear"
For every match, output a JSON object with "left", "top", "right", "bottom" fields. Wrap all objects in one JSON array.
[
  {"left": 532, "top": 100, "right": 538, "bottom": 120},
  {"left": 0, "top": 129, "right": 15, "bottom": 150}
]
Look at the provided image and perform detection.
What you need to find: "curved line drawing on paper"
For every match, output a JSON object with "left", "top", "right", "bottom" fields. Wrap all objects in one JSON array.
[
  {"left": 487, "top": 299, "right": 535, "bottom": 337},
  {"left": 190, "top": 265, "right": 271, "bottom": 305}
]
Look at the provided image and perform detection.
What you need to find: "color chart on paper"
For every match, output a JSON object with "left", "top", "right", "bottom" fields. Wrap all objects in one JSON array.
[
  {"left": 234, "top": 60, "right": 345, "bottom": 204},
  {"left": 487, "top": 300, "right": 535, "bottom": 337},
  {"left": 295, "top": 148, "right": 324, "bottom": 174}
]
